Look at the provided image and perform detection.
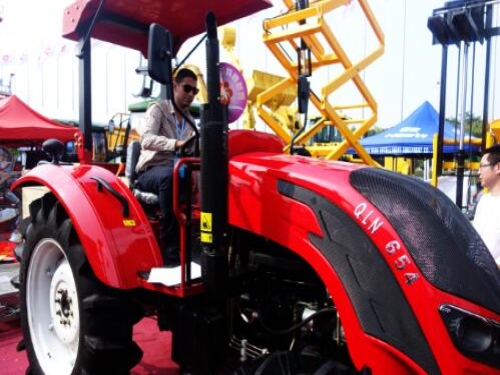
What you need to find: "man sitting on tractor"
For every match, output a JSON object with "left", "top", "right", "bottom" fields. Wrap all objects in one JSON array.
[{"left": 135, "top": 68, "right": 198, "bottom": 265}]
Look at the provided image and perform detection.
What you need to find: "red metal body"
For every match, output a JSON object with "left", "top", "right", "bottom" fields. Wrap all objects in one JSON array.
[{"left": 14, "top": 130, "right": 500, "bottom": 373}]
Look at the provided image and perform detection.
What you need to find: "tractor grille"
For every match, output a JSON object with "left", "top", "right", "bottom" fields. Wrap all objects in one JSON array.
[{"left": 350, "top": 167, "right": 500, "bottom": 314}]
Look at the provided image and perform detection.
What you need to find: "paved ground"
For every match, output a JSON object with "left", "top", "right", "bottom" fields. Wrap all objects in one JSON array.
[{"left": 0, "top": 317, "right": 178, "bottom": 375}]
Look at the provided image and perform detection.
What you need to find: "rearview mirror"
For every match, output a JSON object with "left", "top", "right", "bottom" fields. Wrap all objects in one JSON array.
[{"left": 148, "top": 23, "right": 173, "bottom": 95}]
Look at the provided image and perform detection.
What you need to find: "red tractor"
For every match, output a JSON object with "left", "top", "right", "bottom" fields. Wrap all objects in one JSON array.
[{"left": 12, "top": 1, "right": 500, "bottom": 374}]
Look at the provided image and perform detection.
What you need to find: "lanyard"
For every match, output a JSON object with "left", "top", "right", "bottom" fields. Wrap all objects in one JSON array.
[{"left": 175, "top": 116, "right": 186, "bottom": 139}]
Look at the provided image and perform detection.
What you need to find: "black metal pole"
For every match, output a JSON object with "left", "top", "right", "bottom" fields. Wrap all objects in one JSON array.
[
  {"left": 456, "top": 40, "right": 470, "bottom": 209},
  {"left": 481, "top": 4, "right": 493, "bottom": 151},
  {"left": 437, "top": 45, "right": 448, "bottom": 177},
  {"left": 200, "top": 12, "right": 229, "bottom": 294},
  {"left": 78, "top": 37, "right": 92, "bottom": 158}
]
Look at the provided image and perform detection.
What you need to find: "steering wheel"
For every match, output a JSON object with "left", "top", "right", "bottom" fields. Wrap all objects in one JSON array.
[{"left": 178, "top": 133, "right": 199, "bottom": 157}]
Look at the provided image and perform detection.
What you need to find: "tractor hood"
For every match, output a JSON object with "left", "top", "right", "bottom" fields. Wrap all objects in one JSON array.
[
  {"left": 226, "top": 130, "right": 500, "bottom": 318},
  {"left": 62, "top": 0, "right": 272, "bottom": 55}
]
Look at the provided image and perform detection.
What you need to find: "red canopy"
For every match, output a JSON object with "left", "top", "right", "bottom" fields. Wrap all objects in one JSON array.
[
  {"left": 62, "top": 0, "right": 272, "bottom": 55},
  {"left": 0, "top": 95, "right": 78, "bottom": 146}
]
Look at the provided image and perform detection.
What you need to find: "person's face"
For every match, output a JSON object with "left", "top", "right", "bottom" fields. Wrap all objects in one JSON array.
[
  {"left": 173, "top": 77, "right": 197, "bottom": 110},
  {"left": 478, "top": 153, "right": 500, "bottom": 190}
]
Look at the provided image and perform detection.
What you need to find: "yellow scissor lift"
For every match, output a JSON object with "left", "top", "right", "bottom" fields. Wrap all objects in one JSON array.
[
  {"left": 489, "top": 118, "right": 500, "bottom": 147},
  {"left": 259, "top": 0, "right": 384, "bottom": 165}
]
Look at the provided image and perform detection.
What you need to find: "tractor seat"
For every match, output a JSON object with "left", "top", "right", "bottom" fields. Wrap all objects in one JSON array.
[{"left": 125, "top": 141, "right": 159, "bottom": 205}]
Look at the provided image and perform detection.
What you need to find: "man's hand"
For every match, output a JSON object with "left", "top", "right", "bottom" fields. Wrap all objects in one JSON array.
[{"left": 175, "top": 139, "right": 186, "bottom": 151}]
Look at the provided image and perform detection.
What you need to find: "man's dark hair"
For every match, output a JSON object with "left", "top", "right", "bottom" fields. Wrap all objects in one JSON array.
[
  {"left": 175, "top": 68, "right": 197, "bottom": 83},
  {"left": 484, "top": 144, "right": 500, "bottom": 166}
]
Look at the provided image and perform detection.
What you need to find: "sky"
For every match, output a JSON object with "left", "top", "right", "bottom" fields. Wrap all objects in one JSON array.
[{"left": 0, "top": 0, "right": 499, "bottom": 129}]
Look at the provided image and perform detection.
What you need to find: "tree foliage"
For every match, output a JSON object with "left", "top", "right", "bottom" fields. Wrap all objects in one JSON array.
[
  {"left": 365, "top": 126, "right": 385, "bottom": 137},
  {"left": 446, "top": 112, "right": 484, "bottom": 138}
]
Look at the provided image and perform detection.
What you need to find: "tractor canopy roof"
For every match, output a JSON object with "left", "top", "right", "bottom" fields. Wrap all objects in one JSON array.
[{"left": 62, "top": 0, "right": 272, "bottom": 55}]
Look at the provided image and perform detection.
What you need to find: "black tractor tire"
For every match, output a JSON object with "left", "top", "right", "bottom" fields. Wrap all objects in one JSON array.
[{"left": 19, "top": 193, "right": 143, "bottom": 375}]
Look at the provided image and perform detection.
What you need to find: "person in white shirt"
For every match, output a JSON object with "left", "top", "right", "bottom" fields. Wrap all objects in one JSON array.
[{"left": 473, "top": 145, "right": 500, "bottom": 267}]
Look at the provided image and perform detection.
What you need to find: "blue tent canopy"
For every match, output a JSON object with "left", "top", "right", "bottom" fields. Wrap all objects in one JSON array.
[{"left": 352, "top": 101, "right": 479, "bottom": 155}]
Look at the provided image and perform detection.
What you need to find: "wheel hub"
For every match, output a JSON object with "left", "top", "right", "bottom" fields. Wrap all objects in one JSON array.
[
  {"left": 27, "top": 238, "right": 80, "bottom": 374},
  {"left": 49, "top": 261, "right": 79, "bottom": 345}
]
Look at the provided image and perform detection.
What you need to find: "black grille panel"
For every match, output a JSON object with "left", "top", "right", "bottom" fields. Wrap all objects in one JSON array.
[{"left": 350, "top": 167, "right": 500, "bottom": 314}]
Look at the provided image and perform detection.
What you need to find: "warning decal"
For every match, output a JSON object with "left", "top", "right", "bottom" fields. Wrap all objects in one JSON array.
[
  {"left": 123, "top": 219, "right": 136, "bottom": 227},
  {"left": 201, "top": 232, "right": 213, "bottom": 243},
  {"left": 201, "top": 212, "right": 212, "bottom": 232}
]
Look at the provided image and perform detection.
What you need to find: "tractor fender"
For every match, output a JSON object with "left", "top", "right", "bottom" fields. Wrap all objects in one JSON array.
[{"left": 12, "top": 163, "right": 163, "bottom": 289}]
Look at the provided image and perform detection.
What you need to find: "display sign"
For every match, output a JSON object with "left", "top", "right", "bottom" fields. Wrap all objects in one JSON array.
[{"left": 219, "top": 62, "right": 247, "bottom": 123}]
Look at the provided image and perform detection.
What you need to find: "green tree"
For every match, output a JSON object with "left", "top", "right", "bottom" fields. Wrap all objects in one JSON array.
[
  {"left": 365, "top": 126, "right": 385, "bottom": 137},
  {"left": 446, "top": 112, "right": 483, "bottom": 138}
]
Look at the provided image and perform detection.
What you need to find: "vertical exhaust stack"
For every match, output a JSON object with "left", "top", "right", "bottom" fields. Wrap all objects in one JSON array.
[{"left": 200, "top": 12, "right": 229, "bottom": 294}]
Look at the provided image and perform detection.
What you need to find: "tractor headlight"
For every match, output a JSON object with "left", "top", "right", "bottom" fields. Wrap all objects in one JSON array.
[{"left": 440, "top": 304, "right": 500, "bottom": 368}]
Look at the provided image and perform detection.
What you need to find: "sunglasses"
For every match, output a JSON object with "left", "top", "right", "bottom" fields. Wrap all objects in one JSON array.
[{"left": 181, "top": 84, "right": 199, "bottom": 95}]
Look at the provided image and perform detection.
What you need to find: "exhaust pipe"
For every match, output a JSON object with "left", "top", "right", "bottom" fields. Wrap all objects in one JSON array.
[{"left": 200, "top": 12, "right": 229, "bottom": 294}]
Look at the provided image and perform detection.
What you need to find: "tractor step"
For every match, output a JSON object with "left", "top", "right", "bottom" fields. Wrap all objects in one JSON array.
[{"left": 146, "top": 262, "right": 202, "bottom": 287}]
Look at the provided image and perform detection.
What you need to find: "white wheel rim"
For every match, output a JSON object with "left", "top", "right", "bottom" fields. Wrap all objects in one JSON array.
[{"left": 26, "top": 238, "right": 80, "bottom": 375}]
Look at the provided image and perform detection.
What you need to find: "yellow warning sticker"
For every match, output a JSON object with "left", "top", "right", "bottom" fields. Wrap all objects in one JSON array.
[
  {"left": 201, "top": 232, "right": 213, "bottom": 243},
  {"left": 123, "top": 219, "right": 136, "bottom": 227},
  {"left": 201, "top": 212, "right": 212, "bottom": 232}
]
